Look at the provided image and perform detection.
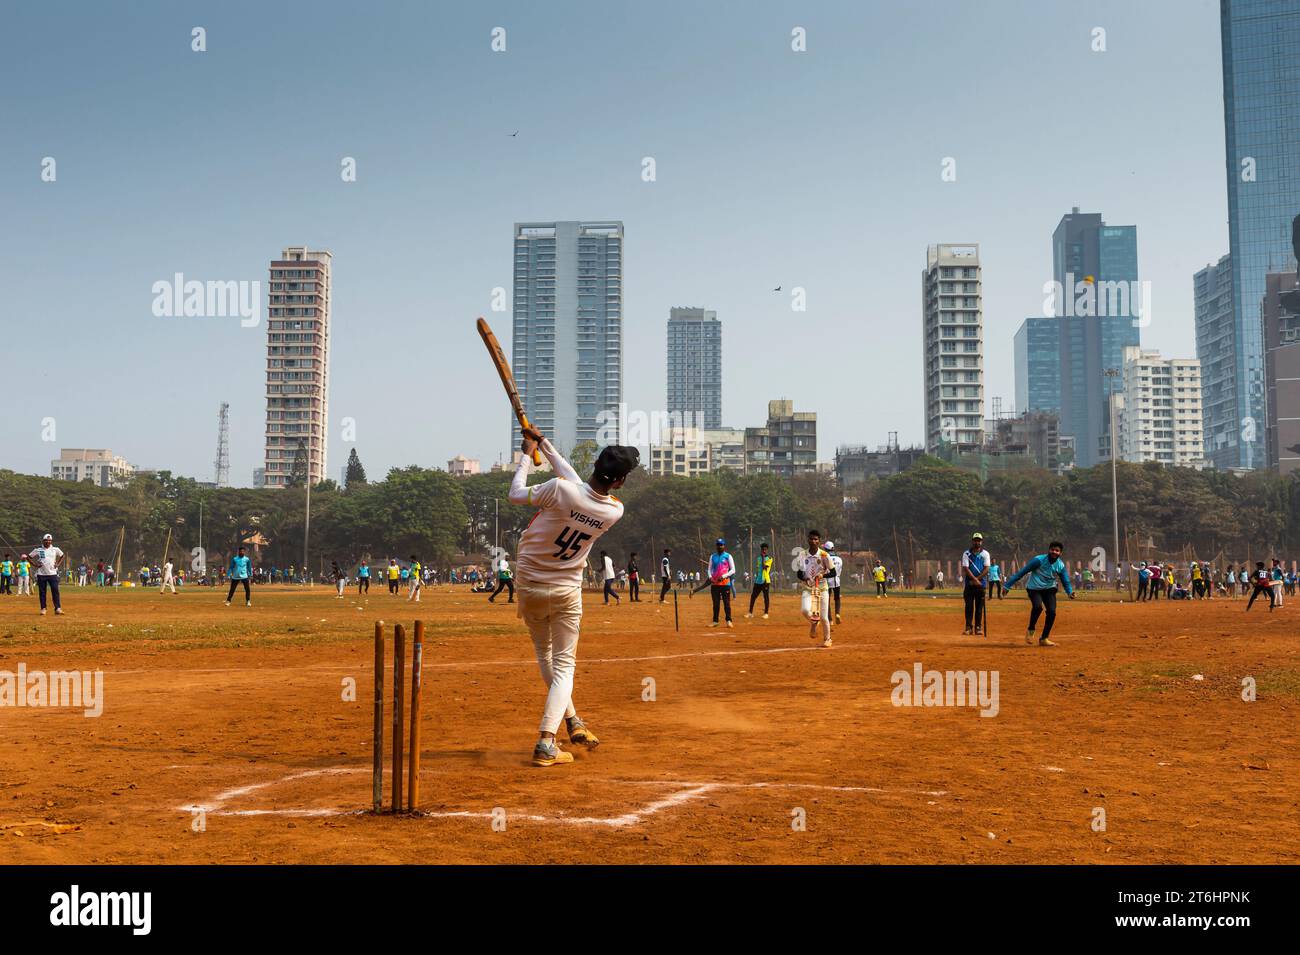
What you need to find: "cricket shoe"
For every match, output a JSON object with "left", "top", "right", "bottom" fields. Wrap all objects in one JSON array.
[
  {"left": 532, "top": 739, "right": 574, "bottom": 767},
  {"left": 963, "top": 627, "right": 973, "bottom": 635},
  {"left": 566, "top": 716, "right": 599, "bottom": 748},
  {"left": 726, "top": 620, "right": 733, "bottom": 629},
  {"left": 1039, "top": 638, "right": 1057, "bottom": 647},
  {"left": 1025, "top": 629, "right": 1036, "bottom": 645},
  {"left": 809, "top": 620, "right": 820, "bottom": 640},
  {"left": 762, "top": 613, "right": 769, "bottom": 619},
  {"left": 822, "top": 636, "right": 833, "bottom": 648},
  {"left": 744, "top": 613, "right": 753, "bottom": 619},
  {"left": 835, "top": 613, "right": 842, "bottom": 624}
]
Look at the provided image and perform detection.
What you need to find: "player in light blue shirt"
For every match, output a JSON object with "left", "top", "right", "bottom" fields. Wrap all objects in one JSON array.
[
  {"left": 1003, "top": 541, "right": 1074, "bottom": 647},
  {"left": 225, "top": 546, "right": 253, "bottom": 607}
]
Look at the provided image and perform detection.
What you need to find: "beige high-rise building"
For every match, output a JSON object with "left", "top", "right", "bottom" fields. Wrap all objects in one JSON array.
[
  {"left": 264, "top": 247, "right": 332, "bottom": 488},
  {"left": 51, "top": 448, "right": 136, "bottom": 488},
  {"left": 922, "top": 244, "right": 984, "bottom": 454}
]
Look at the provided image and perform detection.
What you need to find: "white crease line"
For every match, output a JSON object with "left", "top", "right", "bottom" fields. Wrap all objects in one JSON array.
[{"left": 175, "top": 768, "right": 946, "bottom": 826}]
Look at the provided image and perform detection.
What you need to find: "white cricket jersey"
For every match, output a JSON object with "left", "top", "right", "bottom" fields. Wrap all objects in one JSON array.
[
  {"left": 799, "top": 549, "right": 831, "bottom": 592},
  {"left": 828, "top": 554, "right": 843, "bottom": 588},
  {"left": 515, "top": 478, "right": 624, "bottom": 587},
  {"left": 29, "top": 546, "right": 63, "bottom": 576}
]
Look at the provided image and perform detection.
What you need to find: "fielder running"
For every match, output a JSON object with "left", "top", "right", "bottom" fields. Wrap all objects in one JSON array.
[{"left": 507, "top": 426, "right": 639, "bottom": 766}]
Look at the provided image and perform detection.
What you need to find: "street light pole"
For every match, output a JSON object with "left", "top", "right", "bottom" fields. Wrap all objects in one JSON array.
[
  {"left": 1105, "top": 368, "right": 1121, "bottom": 586},
  {"left": 304, "top": 407, "right": 313, "bottom": 583}
]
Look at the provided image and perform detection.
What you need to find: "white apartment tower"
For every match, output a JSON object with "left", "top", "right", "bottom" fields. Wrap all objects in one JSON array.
[
  {"left": 264, "top": 247, "right": 332, "bottom": 488},
  {"left": 922, "top": 244, "right": 984, "bottom": 453},
  {"left": 1115, "top": 346, "right": 1205, "bottom": 467}
]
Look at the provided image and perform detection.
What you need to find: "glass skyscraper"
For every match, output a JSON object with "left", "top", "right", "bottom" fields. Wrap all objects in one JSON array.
[
  {"left": 1050, "top": 210, "right": 1141, "bottom": 467},
  {"left": 1219, "top": 0, "right": 1300, "bottom": 469},
  {"left": 1194, "top": 254, "right": 1238, "bottom": 467},
  {"left": 511, "top": 221, "right": 624, "bottom": 454},
  {"left": 1014, "top": 317, "right": 1061, "bottom": 415}
]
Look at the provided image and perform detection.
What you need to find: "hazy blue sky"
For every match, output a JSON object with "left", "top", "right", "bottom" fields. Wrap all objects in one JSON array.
[{"left": 2, "top": 0, "right": 1228, "bottom": 484}]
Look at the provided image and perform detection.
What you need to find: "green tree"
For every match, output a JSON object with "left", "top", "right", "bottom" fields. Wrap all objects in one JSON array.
[{"left": 344, "top": 448, "right": 367, "bottom": 488}]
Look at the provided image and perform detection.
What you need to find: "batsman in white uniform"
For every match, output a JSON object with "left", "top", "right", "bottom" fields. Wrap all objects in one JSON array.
[
  {"left": 159, "top": 559, "right": 176, "bottom": 594},
  {"left": 797, "top": 530, "right": 834, "bottom": 647},
  {"left": 508, "top": 426, "right": 639, "bottom": 766}
]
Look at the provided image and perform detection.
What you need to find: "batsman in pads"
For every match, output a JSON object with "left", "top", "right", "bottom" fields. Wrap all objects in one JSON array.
[
  {"left": 508, "top": 425, "right": 639, "bottom": 766},
  {"left": 797, "top": 529, "right": 834, "bottom": 647}
]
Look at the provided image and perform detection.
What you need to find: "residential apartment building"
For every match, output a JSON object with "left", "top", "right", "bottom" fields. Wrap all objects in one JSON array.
[
  {"left": 666, "top": 307, "right": 722, "bottom": 429},
  {"left": 921, "top": 244, "right": 983, "bottom": 454},
  {"left": 264, "top": 247, "right": 332, "bottom": 488},
  {"left": 50, "top": 448, "right": 136, "bottom": 488},
  {"left": 649, "top": 427, "right": 745, "bottom": 477},
  {"left": 744, "top": 400, "right": 817, "bottom": 477},
  {"left": 1114, "top": 346, "right": 1205, "bottom": 467},
  {"left": 511, "top": 221, "right": 624, "bottom": 453}
]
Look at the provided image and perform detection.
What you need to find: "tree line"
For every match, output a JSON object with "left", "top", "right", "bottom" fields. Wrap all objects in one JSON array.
[{"left": 2, "top": 454, "right": 1298, "bottom": 578}]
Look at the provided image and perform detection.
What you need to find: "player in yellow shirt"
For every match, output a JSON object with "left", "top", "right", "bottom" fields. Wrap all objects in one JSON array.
[
  {"left": 745, "top": 543, "right": 773, "bottom": 619},
  {"left": 872, "top": 559, "right": 888, "bottom": 597},
  {"left": 386, "top": 559, "right": 400, "bottom": 595}
]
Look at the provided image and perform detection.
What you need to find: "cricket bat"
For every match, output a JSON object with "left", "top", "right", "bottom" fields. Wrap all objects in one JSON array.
[
  {"left": 808, "top": 574, "right": 823, "bottom": 622},
  {"left": 477, "top": 317, "right": 542, "bottom": 466}
]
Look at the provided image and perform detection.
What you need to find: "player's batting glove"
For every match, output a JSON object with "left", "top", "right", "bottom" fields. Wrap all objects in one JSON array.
[{"left": 521, "top": 425, "right": 546, "bottom": 444}]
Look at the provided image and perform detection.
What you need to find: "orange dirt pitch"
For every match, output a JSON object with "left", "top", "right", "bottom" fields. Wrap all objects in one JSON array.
[{"left": 1, "top": 584, "right": 1296, "bottom": 864}]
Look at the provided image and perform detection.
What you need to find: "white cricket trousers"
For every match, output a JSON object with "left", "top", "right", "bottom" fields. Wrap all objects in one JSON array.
[
  {"left": 160, "top": 574, "right": 176, "bottom": 593},
  {"left": 517, "top": 581, "right": 581, "bottom": 735},
  {"left": 407, "top": 578, "right": 421, "bottom": 601},
  {"left": 17, "top": 577, "right": 30, "bottom": 595},
  {"left": 800, "top": 587, "right": 831, "bottom": 639}
]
